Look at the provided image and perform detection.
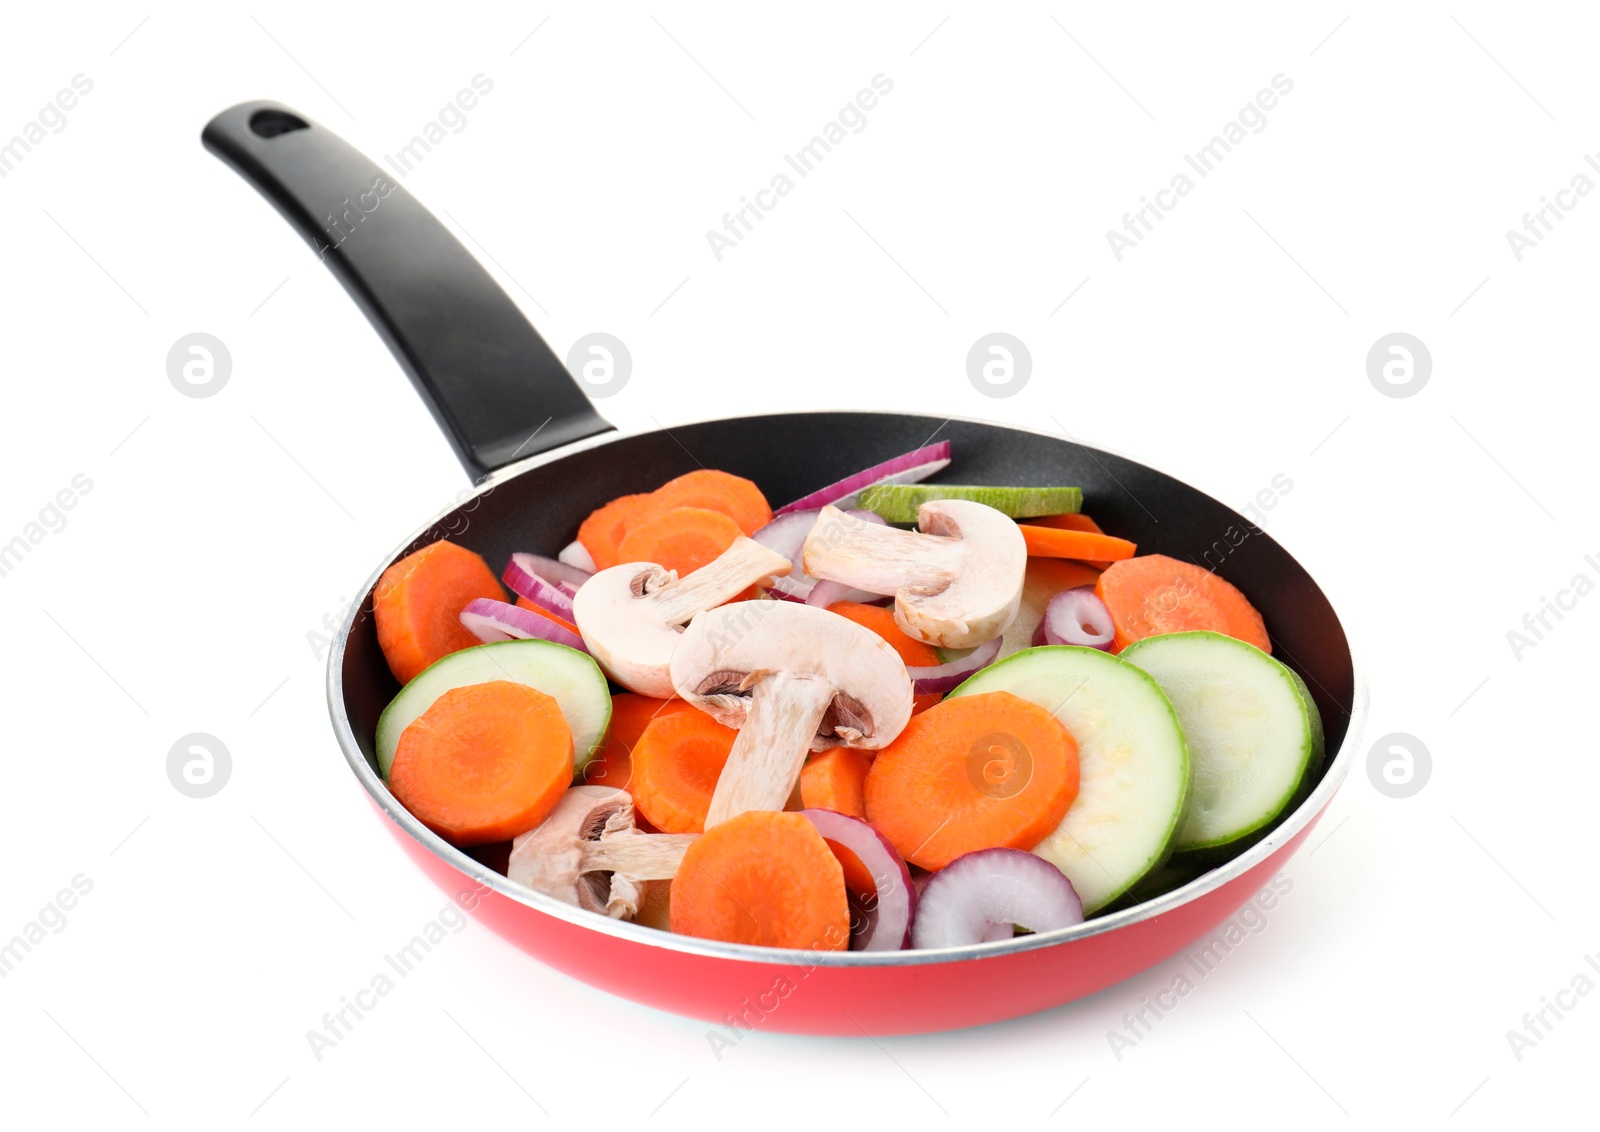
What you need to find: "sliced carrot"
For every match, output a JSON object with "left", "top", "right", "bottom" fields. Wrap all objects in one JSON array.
[
  {"left": 1028, "top": 513, "right": 1114, "bottom": 570},
  {"left": 864, "top": 691, "right": 1078, "bottom": 870},
  {"left": 615, "top": 506, "right": 742, "bottom": 577},
  {"left": 374, "top": 540, "right": 507, "bottom": 685},
  {"left": 581, "top": 694, "right": 693, "bottom": 791},
  {"left": 912, "top": 691, "right": 944, "bottom": 716},
  {"left": 576, "top": 492, "right": 657, "bottom": 571},
  {"left": 1028, "top": 512, "right": 1104, "bottom": 533},
  {"left": 1095, "top": 553, "right": 1270, "bottom": 653},
  {"left": 651, "top": 469, "right": 772, "bottom": 535},
  {"left": 669, "top": 811, "right": 849, "bottom": 950},
  {"left": 1026, "top": 558, "right": 1102, "bottom": 595},
  {"left": 1018, "top": 524, "right": 1137, "bottom": 562},
  {"left": 800, "top": 748, "right": 871, "bottom": 820},
  {"left": 388, "top": 681, "right": 574, "bottom": 847},
  {"left": 629, "top": 708, "right": 739, "bottom": 833},
  {"left": 825, "top": 601, "right": 941, "bottom": 666},
  {"left": 514, "top": 596, "right": 580, "bottom": 636}
]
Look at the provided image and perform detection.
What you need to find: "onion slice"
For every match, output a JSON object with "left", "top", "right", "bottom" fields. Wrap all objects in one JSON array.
[
  {"left": 558, "top": 540, "right": 597, "bottom": 574},
  {"left": 503, "top": 553, "right": 578, "bottom": 617},
  {"left": 1031, "top": 586, "right": 1114, "bottom": 650},
  {"left": 773, "top": 441, "right": 953, "bottom": 516},
  {"left": 905, "top": 636, "right": 1002, "bottom": 694},
  {"left": 460, "top": 597, "right": 587, "bottom": 653},
  {"left": 799, "top": 809, "right": 915, "bottom": 951},
  {"left": 910, "top": 848, "right": 1083, "bottom": 949}
]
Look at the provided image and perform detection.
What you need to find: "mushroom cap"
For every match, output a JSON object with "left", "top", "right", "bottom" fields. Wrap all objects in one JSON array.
[
  {"left": 571, "top": 562, "right": 682, "bottom": 697},
  {"left": 669, "top": 600, "right": 913, "bottom": 750},
  {"left": 896, "top": 499, "right": 1026, "bottom": 648},
  {"left": 572, "top": 537, "right": 793, "bottom": 697}
]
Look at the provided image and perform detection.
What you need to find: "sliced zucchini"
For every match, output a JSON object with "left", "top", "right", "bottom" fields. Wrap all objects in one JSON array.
[
  {"left": 375, "top": 640, "right": 612, "bottom": 780},
  {"left": 855, "top": 484, "right": 1082, "bottom": 523},
  {"left": 1121, "top": 631, "right": 1323, "bottom": 855},
  {"left": 949, "top": 645, "right": 1189, "bottom": 914}
]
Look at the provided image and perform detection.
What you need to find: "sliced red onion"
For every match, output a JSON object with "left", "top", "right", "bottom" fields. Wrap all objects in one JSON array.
[
  {"left": 519, "top": 552, "right": 592, "bottom": 589},
  {"left": 799, "top": 809, "right": 915, "bottom": 950},
  {"left": 1032, "top": 586, "right": 1115, "bottom": 650},
  {"left": 910, "top": 848, "right": 1083, "bottom": 949},
  {"left": 503, "top": 553, "right": 577, "bottom": 617},
  {"left": 558, "top": 540, "right": 597, "bottom": 574},
  {"left": 905, "top": 635, "right": 1002, "bottom": 694},
  {"left": 460, "top": 598, "right": 587, "bottom": 653},
  {"left": 774, "top": 441, "right": 953, "bottom": 516}
]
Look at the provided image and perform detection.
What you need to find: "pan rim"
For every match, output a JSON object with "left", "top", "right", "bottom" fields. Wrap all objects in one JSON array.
[{"left": 327, "top": 408, "right": 1367, "bottom": 969}]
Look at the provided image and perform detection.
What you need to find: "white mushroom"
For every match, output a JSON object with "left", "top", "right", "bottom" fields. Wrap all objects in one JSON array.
[
  {"left": 670, "top": 601, "right": 913, "bottom": 827},
  {"left": 572, "top": 536, "right": 792, "bottom": 697},
  {"left": 801, "top": 500, "right": 1026, "bottom": 648},
  {"left": 508, "top": 785, "right": 696, "bottom": 919}
]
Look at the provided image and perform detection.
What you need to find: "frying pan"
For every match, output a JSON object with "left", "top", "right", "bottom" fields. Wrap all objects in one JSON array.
[{"left": 202, "top": 101, "right": 1365, "bottom": 1036}]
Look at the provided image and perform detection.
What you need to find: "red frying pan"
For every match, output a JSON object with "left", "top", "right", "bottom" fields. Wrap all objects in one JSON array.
[{"left": 203, "top": 101, "right": 1364, "bottom": 1036}]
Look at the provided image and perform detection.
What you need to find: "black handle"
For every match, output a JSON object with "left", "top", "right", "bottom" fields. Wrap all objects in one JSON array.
[{"left": 202, "top": 101, "right": 613, "bottom": 481}]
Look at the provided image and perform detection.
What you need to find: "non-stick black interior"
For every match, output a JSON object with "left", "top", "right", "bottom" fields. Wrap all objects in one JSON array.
[{"left": 339, "top": 412, "right": 1355, "bottom": 806}]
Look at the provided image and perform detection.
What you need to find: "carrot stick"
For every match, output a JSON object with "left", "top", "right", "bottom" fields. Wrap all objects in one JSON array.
[
  {"left": 912, "top": 691, "right": 944, "bottom": 716},
  {"left": 1017, "top": 524, "right": 1137, "bottom": 561},
  {"left": 864, "top": 691, "right": 1078, "bottom": 870},
  {"left": 1028, "top": 513, "right": 1114, "bottom": 570},
  {"left": 629, "top": 708, "right": 740, "bottom": 833},
  {"left": 1027, "top": 512, "right": 1104, "bottom": 533},
  {"left": 581, "top": 694, "right": 694, "bottom": 792},
  {"left": 669, "top": 811, "right": 849, "bottom": 950},
  {"left": 388, "top": 680, "right": 574, "bottom": 846},
  {"left": 374, "top": 540, "right": 507, "bottom": 685},
  {"left": 515, "top": 596, "right": 580, "bottom": 636},
  {"left": 576, "top": 492, "right": 656, "bottom": 571},
  {"left": 1095, "top": 553, "right": 1270, "bottom": 653},
  {"left": 616, "top": 506, "right": 743, "bottom": 577},
  {"left": 825, "top": 601, "right": 942, "bottom": 666},
  {"left": 650, "top": 469, "right": 772, "bottom": 535}
]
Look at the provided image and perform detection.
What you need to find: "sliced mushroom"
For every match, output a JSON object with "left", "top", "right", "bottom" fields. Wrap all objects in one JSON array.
[
  {"left": 670, "top": 600, "right": 913, "bottom": 827},
  {"left": 508, "top": 785, "right": 697, "bottom": 918},
  {"left": 801, "top": 500, "right": 1026, "bottom": 648},
  {"left": 572, "top": 536, "right": 792, "bottom": 697}
]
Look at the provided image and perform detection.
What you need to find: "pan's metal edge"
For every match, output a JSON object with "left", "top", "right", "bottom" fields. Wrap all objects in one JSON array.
[{"left": 327, "top": 411, "right": 1367, "bottom": 970}]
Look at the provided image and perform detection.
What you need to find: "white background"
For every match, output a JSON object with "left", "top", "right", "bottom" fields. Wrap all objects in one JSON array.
[{"left": 0, "top": 2, "right": 1593, "bottom": 1126}]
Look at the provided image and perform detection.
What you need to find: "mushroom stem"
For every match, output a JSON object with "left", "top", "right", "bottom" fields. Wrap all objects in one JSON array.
[
  {"left": 803, "top": 501, "right": 1026, "bottom": 648},
  {"left": 802, "top": 505, "right": 965, "bottom": 594},
  {"left": 704, "top": 674, "right": 838, "bottom": 827},
  {"left": 580, "top": 832, "right": 697, "bottom": 880},
  {"left": 649, "top": 537, "right": 790, "bottom": 624}
]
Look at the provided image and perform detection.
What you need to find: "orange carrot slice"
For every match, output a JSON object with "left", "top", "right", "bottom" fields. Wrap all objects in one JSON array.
[
  {"left": 669, "top": 811, "right": 849, "bottom": 950},
  {"left": 615, "top": 506, "right": 743, "bottom": 577},
  {"left": 581, "top": 694, "right": 694, "bottom": 791},
  {"left": 825, "top": 600, "right": 942, "bottom": 666},
  {"left": 1095, "top": 554, "right": 1270, "bottom": 653},
  {"left": 651, "top": 469, "right": 772, "bottom": 535},
  {"left": 912, "top": 691, "right": 944, "bottom": 715},
  {"left": 388, "top": 680, "right": 574, "bottom": 846},
  {"left": 800, "top": 748, "right": 871, "bottom": 820},
  {"left": 576, "top": 492, "right": 657, "bottom": 571},
  {"left": 1018, "top": 524, "right": 1137, "bottom": 561},
  {"left": 629, "top": 708, "right": 739, "bottom": 833},
  {"left": 864, "top": 691, "right": 1078, "bottom": 870},
  {"left": 374, "top": 540, "right": 507, "bottom": 685}
]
